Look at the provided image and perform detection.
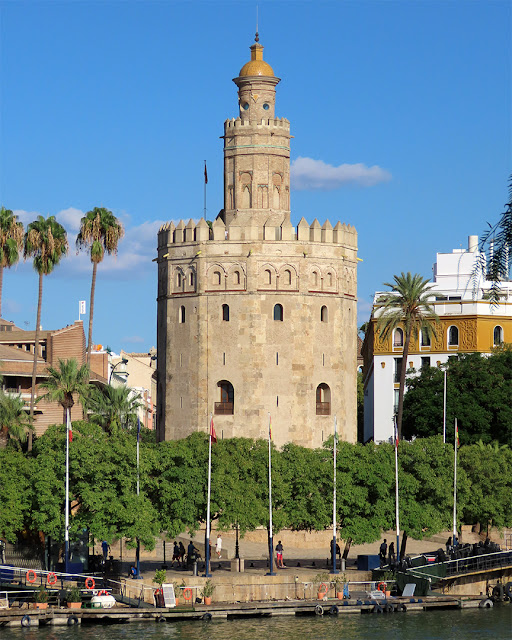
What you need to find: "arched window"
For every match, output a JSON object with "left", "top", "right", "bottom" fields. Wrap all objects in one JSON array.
[
  {"left": 265, "top": 269, "right": 272, "bottom": 285},
  {"left": 321, "top": 306, "right": 328, "bottom": 322},
  {"left": 448, "top": 325, "right": 459, "bottom": 346},
  {"left": 327, "top": 272, "right": 333, "bottom": 287},
  {"left": 421, "top": 330, "right": 431, "bottom": 347},
  {"left": 222, "top": 304, "right": 230, "bottom": 322},
  {"left": 179, "top": 306, "right": 186, "bottom": 323},
  {"left": 213, "top": 270, "right": 221, "bottom": 286},
  {"left": 393, "top": 328, "right": 404, "bottom": 347},
  {"left": 312, "top": 271, "right": 319, "bottom": 287},
  {"left": 233, "top": 270, "right": 241, "bottom": 285},
  {"left": 493, "top": 325, "right": 504, "bottom": 346},
  {"left": 316, "top": 383, "right": 331, "bottom": 415},
  {"left": 177, "top": 272, "right": 182, "bottom": 288},
  {"left": 284, "top": 269, "right": 292, "bottom": 285},
  {"left": 273, "top": 304, "right": 283, "bottom": 321},
  {"left": 189, "top": 271, "right": 195, "bottom": 287},
  {"left": 215, "top": 380, "right": 234, "bottom": 415}
]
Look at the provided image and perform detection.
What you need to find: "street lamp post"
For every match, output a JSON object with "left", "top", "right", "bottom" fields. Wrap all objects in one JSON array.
[{"left": 109, "top": 357, "right": 128, "bottom": 384}]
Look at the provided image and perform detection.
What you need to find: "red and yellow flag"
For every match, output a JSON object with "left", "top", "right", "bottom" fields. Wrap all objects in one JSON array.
[{"left": 210, "top": 416, "right": 217, "bottom": 443}]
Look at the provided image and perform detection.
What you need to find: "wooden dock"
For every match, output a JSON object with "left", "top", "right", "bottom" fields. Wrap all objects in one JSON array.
[{"left": 0, "top": 595, "right": 498, "bottom": 627}]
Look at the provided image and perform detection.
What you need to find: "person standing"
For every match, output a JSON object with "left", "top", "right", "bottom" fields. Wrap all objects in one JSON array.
[
  {"left": 276, "top": 540, "right": 285, "bottom": 568},
  {"left": 216, "top": 534, "right": 222, "bottom": 559},
  {"left": 379, "top": 539, "right": 387, "bottom": 567},
  {"left": 101, "top": 540, "right": 110, "bottom": 563},
  {"left": 388, "top": 541, "right": 395, "bottom": 564}
]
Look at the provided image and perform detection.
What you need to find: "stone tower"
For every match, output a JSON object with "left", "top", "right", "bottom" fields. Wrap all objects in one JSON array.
[{"left": 156, "top": 37, "right": 358, "bottom": 448}]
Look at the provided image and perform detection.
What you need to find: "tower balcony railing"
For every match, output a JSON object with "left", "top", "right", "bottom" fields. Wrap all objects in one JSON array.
[
  {"left": 214, "top": 402, "right": 234, "bottom": 415},
  {"left": 316, "top": 402, "right": 330, "bottom": 416}
]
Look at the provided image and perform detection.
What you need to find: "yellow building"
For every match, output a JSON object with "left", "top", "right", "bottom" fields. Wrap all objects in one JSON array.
[{"left": 362, "top": 235, "right": 512, "bottom": 443}]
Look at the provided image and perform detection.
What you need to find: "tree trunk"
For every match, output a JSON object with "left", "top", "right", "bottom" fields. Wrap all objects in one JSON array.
[
  {"left": 396, "top": 329, "right": 412, "bottom": 441},
  {"left": 86, "top": 261, "right": 97, "bottom": 365},
  {"left": 28, "top": 273, "right": 44, "bottom": 451},
  {"left": 0, "top": 265, "right": 3, "bottom": 317}
]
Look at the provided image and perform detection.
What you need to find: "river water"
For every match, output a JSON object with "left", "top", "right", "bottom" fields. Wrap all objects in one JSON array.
[{"left": 2, "top": 606, "right": 511, "bottom": 640}]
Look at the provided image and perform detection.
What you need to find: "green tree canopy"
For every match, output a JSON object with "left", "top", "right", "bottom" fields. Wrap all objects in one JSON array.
[
  {"left": 0, "top": 392, "right": 33, "bottom": 449},
  {"left": 37, "top": 358, "right": 90, "bottom": 424},
  {"left": 86, "top": 384, "right": 141, "bottom": 433},
  {"left": 403, "top": 347, "right": 512, "bottom": 445}
]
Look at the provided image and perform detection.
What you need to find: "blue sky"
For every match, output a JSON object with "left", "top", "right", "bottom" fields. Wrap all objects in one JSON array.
[{"left": 0, "top": 0, "right": 510, "bottom": 353}]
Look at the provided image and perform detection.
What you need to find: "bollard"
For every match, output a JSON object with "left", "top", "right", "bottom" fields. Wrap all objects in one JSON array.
[{"left": 193, "top": 562, "right": 198, "bottom": 576}]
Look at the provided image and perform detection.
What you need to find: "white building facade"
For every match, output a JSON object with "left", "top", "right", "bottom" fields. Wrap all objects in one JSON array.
[{"left": 363, "top": 235, "right": 512, "bottom": 443}]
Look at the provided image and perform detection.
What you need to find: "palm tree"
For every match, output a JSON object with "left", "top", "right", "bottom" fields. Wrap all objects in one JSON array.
[
  {"left": 0, "top": 207, "right": 24, "bottom": 317},
  {"left": 474, "top": 175, "right": 512, "bottom": 305},
  {"left": 36, "top": 358, "right": 91, "bottom": 424},
  {"left": 24, "top": 215, "right": 68, "bottom": 450},
  {"left": 0, "top": 392, "right": 33, "bottom": 449},
  {"left": 76, "top": 207, "right": 124, "bottom": 364},
  {"left": 374, "top": 272, "right": 439, "bottom": 440},
  {"left": 87, "top": 384, "right": 141, "bottom": 434}
]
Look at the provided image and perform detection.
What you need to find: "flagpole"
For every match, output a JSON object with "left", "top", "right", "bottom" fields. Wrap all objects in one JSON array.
[
  {"left": 266, "top": 413, "right": 276, "bottom": 576},
  {"left": 394, "top": 416, "right": 400, "bottom": 566},
  {"left": 443, "top": 369, "right": 447, "bottom": 444},
  {"left": 453, "top": 417, "right": 458, "bottom": 547},
  {"left": 331, "top": 416, "right": 339, "bottom": 574},
  {"left": 204, "top": 160, "right": 207, "bottom": 220},
  {"left": 204, "top": 413, "right": 213, "bottom": 577},
  {"left": 136, "top": 418, "right": 141, "bottom": 578},
  {"left": 65, "top": 408, "right": 70, "bottom": 575}
]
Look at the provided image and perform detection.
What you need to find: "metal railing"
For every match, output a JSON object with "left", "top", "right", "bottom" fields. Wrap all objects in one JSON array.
[
  {"left": 410, "top": 549, "right": 512, "bottom": 579},
  {"left": 214, "top": 402, "right": 234, "bottom": 415},
  {"left": 316, "top": 402, "right": 330, "bottom": 416}
]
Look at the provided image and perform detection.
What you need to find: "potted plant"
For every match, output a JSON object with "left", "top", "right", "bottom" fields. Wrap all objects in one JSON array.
[
  {"left": 200, "top": 579, "right": 215, "bottom": 606},
  {"left": 34, "top": 585, "right": 49, "bottom": 609},
  {"left": 66, "top": 586, "right": 82, "bottom": 609},
  {"left": 313, "top": 573, "right": 330, "bottom": 600},
  {"left": 333, "top": 573, "right": 347, "bottom": 599},
  {"left": 153, "top": 569, "right": 166, "bottom": 607}
]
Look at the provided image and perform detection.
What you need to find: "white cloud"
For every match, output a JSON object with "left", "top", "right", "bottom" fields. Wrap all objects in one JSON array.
[
  {"left": 291, "top": 157, "right": 391, "bottom": 191},
  {"left": 56, "top": 207, "right": 83, "bottom": 233},
  {"left": 123, "top": 335, "right": 145, "bottom": 344},
  {"left": 12, "top": 208, "right": 171, "bottom": 280}
]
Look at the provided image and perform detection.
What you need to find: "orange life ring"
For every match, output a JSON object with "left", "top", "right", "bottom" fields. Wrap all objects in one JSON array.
[
  {"left": 98, "top": 590, "right": 108, "bottom": 596},
  {"left": 377, "top": 581, "right": 387, "bottom": 592},
  {"left": 318, "top": 582, "right": 328, "bottom": 595},
  {"left": 85, "top": 577, "right": 95, "bottom": 589},
  {"left": 47, "top": 572, "right": 57, "bottom": 586},
  {"left": 26, "top": 570, "right": 37, "bottom": 584},
  {"left": 183, "top": 588, "right": 193, "bottom": 601}
]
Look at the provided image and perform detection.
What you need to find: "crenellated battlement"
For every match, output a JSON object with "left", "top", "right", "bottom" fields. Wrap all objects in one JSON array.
[
  {"left": 224, "top": 116, "right": 290, "bottom": 133},
  {"left": 158, "top": 216, "right": 357, "bottom": 250}
]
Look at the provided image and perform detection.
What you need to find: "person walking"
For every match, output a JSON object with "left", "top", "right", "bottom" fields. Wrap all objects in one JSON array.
[
  {"left": 276, "top": 540, "right": 285, "bottom": 568},
  {"left": 216, "top": 534, "right": 223, "bottom": 559},
  {"left": 172, "top": 541, "right": 181, "bottom": 567},
  {"left": 178, "top": 541, "right": 186, "bottom": 565}
]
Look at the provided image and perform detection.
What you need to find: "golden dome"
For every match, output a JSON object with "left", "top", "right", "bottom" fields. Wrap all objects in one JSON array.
[{"left": 239, "top": 41, "right": 274, "bottom": 77}]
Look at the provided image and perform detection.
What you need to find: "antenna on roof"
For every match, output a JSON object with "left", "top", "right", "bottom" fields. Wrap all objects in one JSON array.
[{"left": 255, "top": 4, "right": 259, "bottom": 42}]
